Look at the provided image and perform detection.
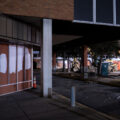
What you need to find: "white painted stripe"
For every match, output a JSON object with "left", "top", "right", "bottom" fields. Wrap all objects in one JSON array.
[
  {"left": 0, "top": 80, "right": 32, "bottom": 87},
  {"left": 18, "top": 80, "right": 32, "bottom": 84}
]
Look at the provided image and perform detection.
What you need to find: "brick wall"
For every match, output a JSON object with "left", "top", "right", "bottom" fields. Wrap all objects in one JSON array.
[{"left": 0, "top": 0, "right": 74, "bottom": 21}]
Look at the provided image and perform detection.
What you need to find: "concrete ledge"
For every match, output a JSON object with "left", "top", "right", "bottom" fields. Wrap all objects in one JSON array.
[{"left": 53, "top": 72, "right": 120, "bottom": 87}]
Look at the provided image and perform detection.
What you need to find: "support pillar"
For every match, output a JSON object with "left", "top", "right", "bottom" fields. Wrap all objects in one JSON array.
[
  {"left": 41, "top": 19, "right": 52, "bottom": 97},
  {"left": 63, "top": 52, "right": 65, "bottom": 72},
  {"left": 52, "top": 52, "right": 56, "bottom": 72},
  {"left": 68, "top": 57, "right": 70, "bottom": 72},
  {"left": 83, "top": 45, "right": 88, "bottom": 79}
]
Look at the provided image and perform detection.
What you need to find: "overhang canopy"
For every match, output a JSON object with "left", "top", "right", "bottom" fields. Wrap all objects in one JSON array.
[{"left": 6, "top": 14, "right": 120, "bottom": 48}]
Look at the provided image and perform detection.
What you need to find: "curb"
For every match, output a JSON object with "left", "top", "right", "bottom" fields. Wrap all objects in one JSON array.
[{"left": 53, "top": 74, "right": 120, "bottom": 87}]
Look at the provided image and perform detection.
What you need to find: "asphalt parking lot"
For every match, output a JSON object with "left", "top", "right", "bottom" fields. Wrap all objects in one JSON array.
[
  {"left": 53, "top": 76, "right": 120, "bottom": 117},
  {"left": 34, "top": 71, "right": 120, "bottom": 118}
]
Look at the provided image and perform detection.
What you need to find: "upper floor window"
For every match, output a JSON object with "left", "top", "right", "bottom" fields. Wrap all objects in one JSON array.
[{"left": 74, "top": 0, "right": 93, "bottom": 22}]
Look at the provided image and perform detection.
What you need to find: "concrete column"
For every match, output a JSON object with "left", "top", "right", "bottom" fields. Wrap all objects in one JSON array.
[
  {"left": 31, "top": 48, "right": 33, "bottom": 88},
  {"left": 41, "top": 19, "right": 52, "bottom": 97},
  {"left": 68, "top": 57, "right": 70, "bottom": 72},
  {"left": 52, "top": 52, "right": 56, "bottom": 72},
  {"left": 83, "top": 45, "right": 88, "bottom": 79},
  {"left": 63, "top": 52, "right": 65, "bottom": 72}
]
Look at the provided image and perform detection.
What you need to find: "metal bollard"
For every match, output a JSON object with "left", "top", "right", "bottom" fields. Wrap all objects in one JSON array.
[
  {"left": 48, "top": 88, "right": 52, "bottom": 98},
  {"left": 71, "top": 86, "right": 76, "bottom": 107}
]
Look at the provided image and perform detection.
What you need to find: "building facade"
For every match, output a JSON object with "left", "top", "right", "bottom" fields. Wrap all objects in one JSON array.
[
  {"left": 0, "top": 15, "right": 41, "bottom": 95},
  {"left": 0, "top": 0, "right": 120, "bottom": 96}
]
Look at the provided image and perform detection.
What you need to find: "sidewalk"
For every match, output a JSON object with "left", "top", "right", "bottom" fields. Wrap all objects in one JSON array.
[
  {"left": 0, "top": 88, "right": 119, "bottom": 120},
  {"left": 0, "top": 90, "right": 85, "bottom": 120},
  {"left": 53, "top": 72, "right": 120, "bottom": 87}
]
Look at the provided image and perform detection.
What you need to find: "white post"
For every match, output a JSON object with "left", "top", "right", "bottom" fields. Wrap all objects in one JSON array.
[
  {"left": 41, "top": 19, "right": 52, "bottom": 97},
  {"left": 71, "top": 86, "right": 76, "bottom": 107}
]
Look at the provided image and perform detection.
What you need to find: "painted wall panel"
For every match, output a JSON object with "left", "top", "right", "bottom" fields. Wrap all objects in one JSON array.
[
  {"left": 25, "top": 48, "right": 31, "bottom": 81},
  {"left": 9, "top": 45, "right": 17, "bottom": 83},
  {"left": 17, "top": 46, "right": 24, "bottom": 82},
  {"left": 0, "top": 44, "right": 8, "bottom": 85},
  {"left": 0, "top": 44, "right": 32, "bottom": 95}
]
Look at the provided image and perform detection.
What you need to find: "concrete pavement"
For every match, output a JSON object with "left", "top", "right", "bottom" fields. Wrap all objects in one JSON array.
[
  {"left": 0, "top": 88, "right": 119, "bottom": 120},
  {"left": 0, "top": 90, "right": 87, "bottom": 120}
]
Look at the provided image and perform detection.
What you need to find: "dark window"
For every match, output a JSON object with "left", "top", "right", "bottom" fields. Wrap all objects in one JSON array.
[
  {"left": 0, "top": 16, "right": 6, "bottom": 36},
  {"left": 116, "top": 0, "right": 120, "bottom": 24},
  {"left": 36, "top": 30, "right": 40, "bottom": 43},
  {"left": 13, "top": 20, "right": 17, "bottom": 39},
  {"left": 31, "top": 27, "right": 36, "bottom": 42},
  {"left": 23, "top": 24, "right": 27, "bottom": 41},
  {"left": 74, "top": 0, "right": 93, "bottom": 21},
  {"left": 96, "top": 0, "right": 113, "bottom": 24},
  {"left": 18, "top": 22, "right": 23, "bottom": 40},
  {"left": 28, "top": 26, "right": 31, "bottom": 41},
  {"left": 6, "top": 18, "right": 12, "bottom": 38}
]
